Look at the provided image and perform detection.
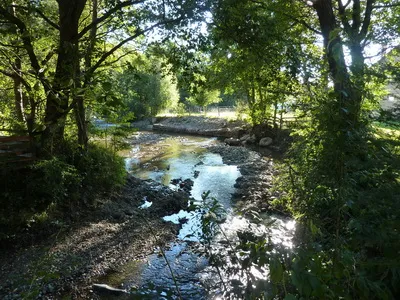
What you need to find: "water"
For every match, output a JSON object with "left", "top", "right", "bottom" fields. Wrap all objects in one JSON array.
[{"left": 105, "top": 133, "right": 295, "bottom": 299}]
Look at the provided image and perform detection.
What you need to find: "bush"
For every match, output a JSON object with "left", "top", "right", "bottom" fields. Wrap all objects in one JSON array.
[
  {"left": 28, "top": 157, "right": 82, "bottom": 209},
  {"left": 71, "top": 143, "right": 126, "bottom": 194}
]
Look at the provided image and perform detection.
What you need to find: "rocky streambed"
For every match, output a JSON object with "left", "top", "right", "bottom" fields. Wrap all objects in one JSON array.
[{"left": 0, "top": 121, "right": 290, "bottom": 299}]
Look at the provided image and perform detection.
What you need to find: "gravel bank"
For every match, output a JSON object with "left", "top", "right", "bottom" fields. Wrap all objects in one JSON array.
[{"left": 152, "top": 116, "right": 247, "bottom": 138}]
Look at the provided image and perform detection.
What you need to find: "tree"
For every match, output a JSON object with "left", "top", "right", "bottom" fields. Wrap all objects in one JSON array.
[
  {"left": 0, "top": 0, "right": 211, "bottom": 153},
  {"left": 210, "top": 0, "right": 316, "bottom": 124},
  {"left": 208, "top": 0, "right": 400, "bottom": 298},
  {"left": 187, "top": 86, "right": 222, "bottom": 110},
  {"left": 115, "top": 53, "right": 180, "bottom": 118}
]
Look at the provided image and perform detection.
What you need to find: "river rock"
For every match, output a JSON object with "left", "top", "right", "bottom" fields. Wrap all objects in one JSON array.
[
  {"left": 93, "top": 284, "right": 129, "bottom": 297},
  {"left": 179, "top": 178, "right": 194, "bottom": 193},
  {"left": 248, "top": 134, "right": 256, "bottom": 144},
  {"left": 224, "top": 138, "right": 241, "bottom": 146},
  {"left": 170, "top": 178, "right": 182, "bottom": 185},
  {"left": 259, "top": 137, "right": 273, "bottom": 147},
  {"left": 240, "top": 134, "right": 250, "bottom": 142},
  {"left": 240, "top": 134, "right": 256, "bottom": 145},
  {"left": 195, "top": 161, "right": 204, "bottom": 167}
]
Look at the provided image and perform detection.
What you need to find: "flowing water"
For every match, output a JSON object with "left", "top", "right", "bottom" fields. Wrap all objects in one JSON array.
[{"left": 104, "top": 133, "right": 295, "bottom": 299}]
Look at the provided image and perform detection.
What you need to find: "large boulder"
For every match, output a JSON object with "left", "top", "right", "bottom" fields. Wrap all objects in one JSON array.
[{"left": 259, "top": 137, "right": 273, "bottom": 147}]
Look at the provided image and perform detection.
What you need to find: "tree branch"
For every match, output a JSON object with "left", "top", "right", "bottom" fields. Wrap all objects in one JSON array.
[
  {"left": 251, "top": 0, "right": 321, "bottom": 34},
  {"left": 78, "top": 0, "right": 145, "bottom": 39},
  {"left": 0, "top": 68, "right": 32, "bottom": 92},
  {"left": 372, "top": 3, "right": 400, "bottom": 9},
  {"left": 338, "top": 0, "right": 351, "bottom": 33},
  {"left": 352, "top": 0, "right": 361, "bottom": 31},
  {"left": 0, "top": 6, "right": 54, "bottom": 98},
  {"left": 41, "top": 49, "right": 56, "bottom": 66},
  {"left": 0, "top": 68, "right": 14, "bottom": 78},
  {"left": 11, "top": 5, "right": 60, "bottom": 30},
  {"left": 85, "top": 18, "right": 182, "bottom": 81},
  {"left": 0, "top": 7, "right": 42, "bottom": 74},
  {"left": 0, "top": 41, "right": 25, "bottom": 49},
  {"left": 94, "top": 49, "right": 137, "bottom": 70},
  {"left": 360, "top": 0, "right": 374, "bottom": 39}
]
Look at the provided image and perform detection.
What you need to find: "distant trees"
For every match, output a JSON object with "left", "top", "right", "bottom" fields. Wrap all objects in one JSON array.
[
  {"left": 187, "top": 87, "right": 221, "bottom": 110},
  {"left": 115, "top": 54, "right": 180, "bottom": 119},
  {"left": 210, "top": 0, "right": 314, "bottom": 124}
]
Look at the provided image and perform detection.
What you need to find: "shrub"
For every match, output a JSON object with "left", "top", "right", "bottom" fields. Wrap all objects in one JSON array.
[
  {"left": 71, "top": 143, "right": 126, "bottom": 195},
  {"left": 28, "top": 157, "right": 82, "bottom": 208}
]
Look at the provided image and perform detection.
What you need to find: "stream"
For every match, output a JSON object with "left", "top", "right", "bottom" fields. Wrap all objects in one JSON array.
[{"left": 103, "top": 133, "right": 295, "bottom": 299}]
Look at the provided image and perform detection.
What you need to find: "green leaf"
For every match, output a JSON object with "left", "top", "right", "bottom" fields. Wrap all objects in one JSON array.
[
  {"left": 102, "top": 81, "right": 113, "bottom": 91},
  {"left": 270, "top": 257, "right": 284, "bottom": 284}
]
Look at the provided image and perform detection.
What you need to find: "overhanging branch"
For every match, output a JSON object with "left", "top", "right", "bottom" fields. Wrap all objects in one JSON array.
[
  {"left": 78, "top": 0, "right": 145, "bottom": 39},
  {"left": 85, "top": 18, "right": 182, "bottom": 81},
  {"left": 338, "top": 0, "right": 351, "bottom": 33},
  {"left": 360, "top": 0, "right": 374, "bottom": 39},
  {"left": 11, "top": 5, "right": 60, "bottom": 30},
  {"left": 250, "top": 0, "right": 321, "bottom": 35}
]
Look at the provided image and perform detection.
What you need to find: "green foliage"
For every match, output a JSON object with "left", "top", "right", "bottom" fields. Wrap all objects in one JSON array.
[
  {"left": 187, "top": 87, "right": 222, "bottom": 108},
  {"left": 69, "top": 143, "right": 126, "bottom": 194},
  {"left": 89, "top": 122, "right": 137, "bottom": 152},
  {"left": 90, "top": 52, "right": 180, "bottom": 120},
  {"left": 29, "top": 157, "right": 82, "bottom": 207},
  {"left": 209, "top": 0, "right": 315, "bottom": 125},
  {"left": 270, "top": 115, "right": 400, "bottom": 298}
]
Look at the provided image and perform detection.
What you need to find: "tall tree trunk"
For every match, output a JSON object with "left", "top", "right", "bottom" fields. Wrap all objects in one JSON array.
[
  {"left": 42, "top": 0, "right": 86, "bottom": 153},
  {"left": 348, "top": 40, "right": 365, "bottom": 123},
  {"left": 273, "top": 98, "right": 278, "bottom": 129},
  {"left": 10, "top": 3, "right": 25, "bottom": 128},
  {"left": 75, "top": 0, "right": 98, "bottom": 148}
]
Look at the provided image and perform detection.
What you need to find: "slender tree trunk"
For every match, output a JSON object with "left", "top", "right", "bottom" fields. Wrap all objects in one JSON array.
[
  {"left": 74, "top": 81, "right": 87, "bottom": 147},
  {"left": 26, "top": 95, "right": 36, "bottom": 136},
  {"left": 75, "top": 0, "right": 98, "bottom": 148},
  {"left": 273, "top": 99, "right": 278, "bottom": 129},
  {"left": 10, "top": 3, "right": 25, "bottom": 127},
  {"left": 348, "top": 40, "right": 365, "bottom": 123},
  {"left": 12, "top": 56, "right": 25, "bottom": 125}
]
